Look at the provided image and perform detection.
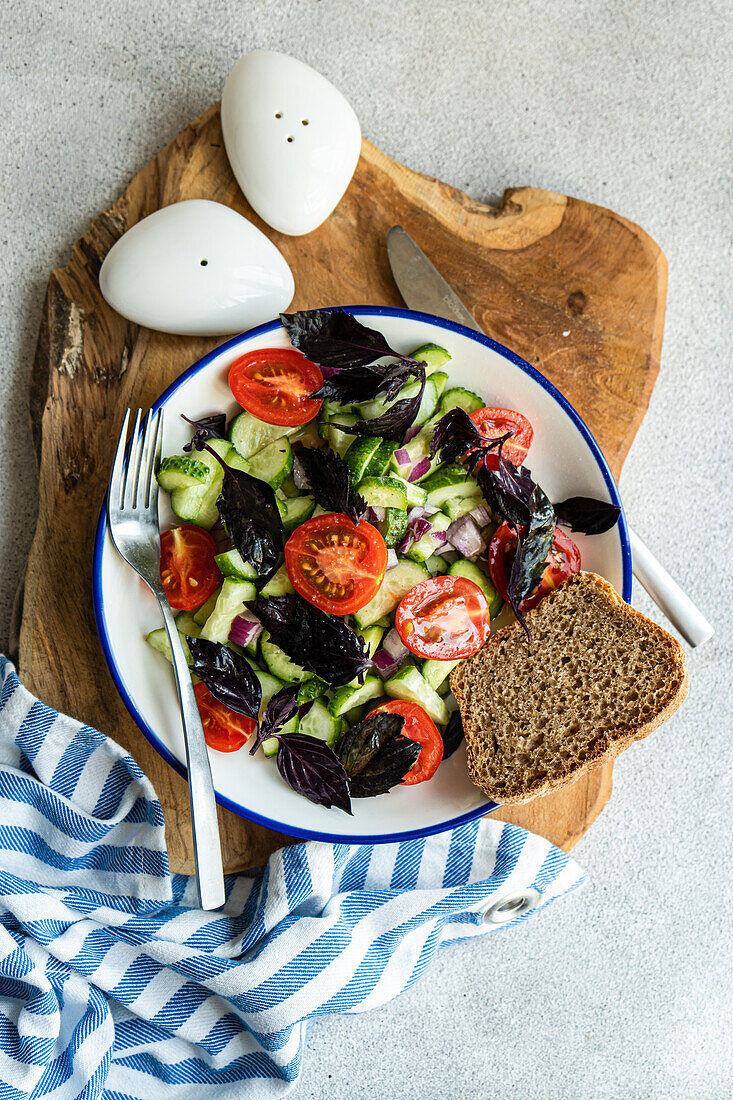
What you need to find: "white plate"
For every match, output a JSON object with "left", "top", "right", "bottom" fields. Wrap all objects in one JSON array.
[{"left": 93, "top": 307, "right": 632, "bottom": 844}]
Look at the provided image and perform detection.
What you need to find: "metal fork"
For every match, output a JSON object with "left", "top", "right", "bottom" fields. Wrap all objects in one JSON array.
[{"left": 107, "top": 408, "right": 225, "bottom": 910}]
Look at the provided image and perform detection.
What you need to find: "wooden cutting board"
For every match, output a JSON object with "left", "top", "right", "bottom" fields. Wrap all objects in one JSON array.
[{"left": 17, "top": 103, "right": 666, "bottom": 873}]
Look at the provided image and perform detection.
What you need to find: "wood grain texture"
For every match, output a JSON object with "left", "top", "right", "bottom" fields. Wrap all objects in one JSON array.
[{"left": 18, "top": 102, "right": 666, "bottom": 871}]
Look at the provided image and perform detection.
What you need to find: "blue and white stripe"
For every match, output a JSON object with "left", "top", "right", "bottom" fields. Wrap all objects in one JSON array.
[{"left": 0, "top": 656, "right": 583, "bottom": 1098}]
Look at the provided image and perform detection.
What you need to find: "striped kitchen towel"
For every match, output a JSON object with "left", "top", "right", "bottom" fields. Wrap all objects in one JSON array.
[{"left": 0, "top": 656, "right": 584, "bottom": 1098}]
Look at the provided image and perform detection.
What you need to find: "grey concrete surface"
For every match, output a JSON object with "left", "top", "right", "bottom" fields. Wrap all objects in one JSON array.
[{"left": 1, "top": 1, "right": 731, "bottom": 1096}]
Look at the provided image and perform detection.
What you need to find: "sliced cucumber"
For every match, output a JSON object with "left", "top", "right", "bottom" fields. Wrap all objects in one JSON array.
[
  {"left": 391, "top": 474, "right": 428, "bottom": 507},
  {"left": 200, "top": 578, "right": 257, "bottom": 644},
  {"left": 363, "top": 439, "right": 397, "bottom": 478},
  {"left": 346, "top": 437, "right": 382, "bottom": 482},
  {"left": 382, "top": 507, "right": 409, "bottom": 548},
  {"left": 157, "top": 455, "right": 209, "bottom": 492},
  {"left": 421, "top": 464, "right": 480, "bottom": 510},
  {"left": 384, "top": 663, "right": 450, "bottom": 725},
  {"left": 356, "top": 372, "right": 445, "bottom": 428},
  {"left": 329, "top": 674, "right": 384, "bottom": 718},
  {"left": 410, "top": 343, "right": 451, "bottom": 374},
  {"left": 228, "top": 412, "right": 297, "bottom": 459},
  {"left": 357, "top": 476, "right": 408, "bottom": 511},
  {"left": 406, "top": 512, "right": 452, "bottom": 563},
  {"left": 439, "top": 386, "right": 484, "bottom": 415},
  {"left": 358, "top": 624, "right": 385, "bottom": 657},
  {"left": 442, "top": 495, "right": 482, "bottom": 522},
  {"left": 297, "top": 677, "right": 330, "bottom": 703},
  {"left": 175, "top": 611, "right": 201, "bottom": 638},
  {"left": 300, "top": 699, "right": 340, "bottom": 747},
  {"left": 261, "top": 631, "right": 311, "bottom": 682},
  {"left": 214, "top": 549, "right": 258, "bottom": 581},
  {"left": 260, "top": 564, "right": 294, "bottom": 597},
  {"left": 278, "top": 473, "right": 300, "bottom": 499},
  {"left": 449, "top": 559, "right": 504, "bottom": 618},
  {"left": 247, "top": 437, "right": 293, "bottom": 489},
  {"left": 169, "top": 438, "right": 231, "bottom": 529},
  {"left": 424, "top": 553, "right": 449, "bottom": 575},
  {"left": 277, "top": 495, "right": 315, "bottom": 534},
  {"left": 262, "top": 715, "right": 299, "bottom": 758},
  {"left": 146, "top": 626, "right": 194, "bottom": 666},
  {"left": 319, "top": 414, "right": 358, "bottom": 457},
  {"left": 354, "top": 558, "right": 429, "bottom": 629},
  {"left": 192, "top": 586, "right": 221, "bottom": 626},
  {"left": 422, "top": 658, "right": 460, "bottom": 692},
  {"left": 415, "top": 371, "right": 448, "bottom": 426}
]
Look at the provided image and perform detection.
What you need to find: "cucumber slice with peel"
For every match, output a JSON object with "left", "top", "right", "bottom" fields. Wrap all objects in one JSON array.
[
  {"left": 157, "top": 455, "right": 209, "bottom": 492},
  {"left": 384, "top": 663, "right": 450, "bottom": 725},
  {"left": 357, "top": 477, "right": 408, "bottom": 511},
  {"left": 382, "top": 507, "right": 409, "bottom": 548},
  {"left": 214, "top": 549, "right": 257, "bottom": 581},
  {"left": 363, "top": 439, "right": 397, "bottom": 478},
  {"left": 146, "top": 627, "right": 194, "bottom": 666},
  {"left": 192, "top": 586, "right": 221, "bottom": 626},
  {"left": 300, "top": 699, "right": 340, "bottom": 747},
  {"left": 421, "top": 464, "right": 480, "bottom": 510},
  {"left": 228, "top": 412, "right": 297, "bottom": 459},
  {"left": 261, "top": 631, "right": 311, "bottom": 683},
  {"left": 277, "top": 495, "right": 315, "bottom": 533},
  {"left": 353, "top": 558, "right": 429, "bottom": 629},
  {"left": 247, "top": 437, "right": 293, "bottom": 489},
  {"left": 346, "top": 438, "right": 382, "bottom": 482},
  {"left": 169, "top": 438, "right": 231, "bottom": 529},
  {"left": 260, "top": 564, "right": 294, "bottom": 597},
  {"left": 409, "top": 343, "right": 451, "bottom": 374},
  {"left": 421, "top": 658, "right": 460, "bottom": 692},
  {"left": 405, "top": 512, "right": 452, "bottom": 563},
  {"left": 329, "top": 675, "right": 384, "bottom": 719},
  {"left": 438, "top": 387, "right": 484, "bottom": 415},
  {"left": 200, "top": 578, "right": 257, "bottom": 643}
]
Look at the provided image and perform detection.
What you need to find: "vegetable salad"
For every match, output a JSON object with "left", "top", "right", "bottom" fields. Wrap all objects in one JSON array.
[{"left": 149, "top": 309, "right": 620, "bottom": 813}]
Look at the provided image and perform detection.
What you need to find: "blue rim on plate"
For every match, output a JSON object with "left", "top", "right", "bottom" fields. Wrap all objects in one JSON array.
[{"left": 93, "top": 306, "right": 633, "bottom": 845}]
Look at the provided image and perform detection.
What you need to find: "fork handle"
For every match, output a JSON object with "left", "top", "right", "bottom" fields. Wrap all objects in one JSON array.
[{"left": 158, "top": 598, "right": 226, "bottom": 910}]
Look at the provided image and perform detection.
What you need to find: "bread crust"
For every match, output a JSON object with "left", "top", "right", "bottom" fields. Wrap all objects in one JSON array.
[{"left": 450, "top": 572, "right": 689, "bottom": 805}]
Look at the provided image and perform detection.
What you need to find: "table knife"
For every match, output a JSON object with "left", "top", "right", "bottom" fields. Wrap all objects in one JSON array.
[{"left": 386, "top": 225, "right": 713, "bottom": 647}]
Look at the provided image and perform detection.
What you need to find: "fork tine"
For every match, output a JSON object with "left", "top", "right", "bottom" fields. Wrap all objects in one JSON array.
[
  {"left": 123, "top": 409, "right": 143, "bottom": 510},
  {"left": 142, "top": 408, "right": 164, "bottom": 510},
  {"left": 109, "top": 408, "right": 131, "bottom": 512}
]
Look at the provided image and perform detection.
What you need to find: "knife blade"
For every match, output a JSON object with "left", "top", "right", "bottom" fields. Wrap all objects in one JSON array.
[
  {"left": 386, "top": 226, "right": 482, "bottom": 333},
  {"left": 386, "top": 225, "right": 714, "bottom": 647}
]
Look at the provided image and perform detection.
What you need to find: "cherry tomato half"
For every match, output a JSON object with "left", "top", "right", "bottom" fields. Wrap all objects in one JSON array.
[
  {"left": 488, "top": 521, "right": 582, "bottom": 612},
  {"left": 159, "top": 525, "right": 220, "bottom": 611},
  {"left": 285, "top": 513, "right": 388, "bottom": 615},
  {"left": 395, "top": 575, "right": 491, "bottom": 660},
  {"left": 194, "top": 682, "right": 255, "bottom": 752},
  {"left": 370, "top": 700, "right": 444, "bottom": 785},
  {"left": 470, "top": 407, "right": 534, "bottom": 467},
  {"left": 228, "top": 348, "right": 324, "bottom": 426}
]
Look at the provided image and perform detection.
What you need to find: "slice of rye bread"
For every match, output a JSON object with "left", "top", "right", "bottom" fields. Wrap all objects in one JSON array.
[{"left": 450, "top": 571, "right": 689, "bottom": 804}]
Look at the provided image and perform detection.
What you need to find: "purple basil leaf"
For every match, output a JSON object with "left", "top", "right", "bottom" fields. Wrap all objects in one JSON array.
[
  {"left": 276, "top": 733, "right": 352, "bottom": 813},
  {"left": 249, "top": 684, "right": 303, "bottom": 756},
  {"left": 429, "top": 408, "right": 512, "bottom": 469},
  {"left": 475, "top": 449, "right": 536, "bottom": 530},
  {"left": 334, "top": 711, "right": 420, "bottom": 797},
  {"left": 250, "top": 594, "right": 372, "bottom": 686},
  {"left": 291, "top": 443, "right": 367, "bottom": 523},
  {"left": 332, "top": 366, "right": 426, "bottom": 443},
  {"left": 280, "top": 308, "right": 417, "bottom": 372},
  {"left": 203, "top": 445, "right": 283, "bottom": 579},
  {"left": 506, "top": 484, "right": 556, "bottom": 642},
  {"left": 554, "top": 496, "right": 621, "bottom": 535},
  {"left": 186, "top": 637, "right": 262, "bottom": 726},
  {"left": 441, "top": 709, "right": 465, "bottom": 761},
  {"left": 310, "top": 364, "right": 396, "bottom": 404},
  {"left": 182, "top": 412, "right": 227, "bottom": 452}
]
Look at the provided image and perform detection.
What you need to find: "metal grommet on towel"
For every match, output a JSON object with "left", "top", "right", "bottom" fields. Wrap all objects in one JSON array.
[{"left": 482, "top": 888, "right": 542, "bottom": 924}]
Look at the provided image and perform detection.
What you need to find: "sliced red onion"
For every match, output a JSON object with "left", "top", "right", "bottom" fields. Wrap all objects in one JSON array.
[
  {"left": 372, "top": 647, "right": 400, "bottom": 679},
  {"left": 441, "top": 548, "right": 460, "bottom": 564},
  {"left": 470, "top": 503, "right": 491, "bottom": 527},
  {"left": 403, "top": 423, "right": 422, "bottom": 443},
  {"left": 292, "top": 455, "right": 310, "bottom": 491},
  {"left": 447, "top": 515, "right": 486, "bottom": 559},
  {"left": 397, "top": 512, "right": 432, "bottom": 553},
  {"left": 430, "top": 529, "right": 448, "bottom": 543},
  {"left": 408, "top": 456, "right": 432, "bottom": 482},
  {"left": 228, "top": 614, "right": 263, "bottom": 647},
  {"left": 393, "top": 447, "right": 411, "bottom": 466},
  {"left": 366, "top": 505, "right": 386, "bottom": 523},
  {"left": 386, "top": 549, "right": 399, "bottom": 571},
  {"left": 406, "top": 505, "right": 425, "bottom": 523},
  {"left": 383, "top": 627, "right": 410, "bottom": 663},
  {"left": 423, "top": 504, "right": 440, "bottom": 517}
]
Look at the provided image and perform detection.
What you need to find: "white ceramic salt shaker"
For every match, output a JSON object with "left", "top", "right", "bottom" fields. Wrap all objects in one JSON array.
[
  {"left": 98, "top": 199, "right": 294, "bottom": 336},
  {"left": 221, "top": 51, "right": 361, "bottom": 236}
]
